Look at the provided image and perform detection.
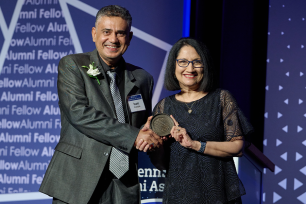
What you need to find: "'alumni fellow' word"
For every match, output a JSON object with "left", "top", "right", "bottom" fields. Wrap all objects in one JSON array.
[
  {"left": 0, "top": 77, "right": 55, "bottom": 88},
  {"left": 15, "top": 22, "right": 68, "bottom": 33},
  {"left": 0, "top": 91, "right": 58, "bottom": 101},
  {"left": 10, "top": 36, "right": 73, "bottom": 47},
  {"left": 0, "top": 132, "right": 60, "bottom": 143},
  {"left": 5, "top": 49, "right": 73, "bottom": 60},
  {"left": 2, "top": 63, "right": 58, "bottom": 74},
  {"left": 0, "top": 173, "right": 45, "bottom": 185},
  {"left": 19, "top": 8, "right": 64, "bottom": 19}
]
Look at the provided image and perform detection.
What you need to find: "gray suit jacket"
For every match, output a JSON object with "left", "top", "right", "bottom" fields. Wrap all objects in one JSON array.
[{"left": 39, "top": 50, "right": 153, "bottom": 203}]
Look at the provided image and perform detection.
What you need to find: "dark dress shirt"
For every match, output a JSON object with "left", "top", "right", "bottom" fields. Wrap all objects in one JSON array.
[{"left": 99, "top": 56, "right": 129, "bottom": 123}]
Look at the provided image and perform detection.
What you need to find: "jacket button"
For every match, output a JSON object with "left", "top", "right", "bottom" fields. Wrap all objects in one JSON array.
[{"left": 104, "top": 152, "right": 109, "bottom": 156}]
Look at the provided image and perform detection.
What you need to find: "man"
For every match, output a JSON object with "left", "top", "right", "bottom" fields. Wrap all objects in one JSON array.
[{"left": 39, "top": 5, "right": 162, "bottom": 204}]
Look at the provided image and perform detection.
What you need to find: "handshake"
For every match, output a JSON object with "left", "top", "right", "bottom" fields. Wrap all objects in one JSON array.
[{"left": 134, "top": 116, "right": 163, "bottom": 152}]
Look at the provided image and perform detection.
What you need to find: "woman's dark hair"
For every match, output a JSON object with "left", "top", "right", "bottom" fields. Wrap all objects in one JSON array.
[{"left": 164, "top": 38, "right": 215, "bottom": 92}]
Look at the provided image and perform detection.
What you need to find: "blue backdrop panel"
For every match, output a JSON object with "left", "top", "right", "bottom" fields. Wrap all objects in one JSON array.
[
  {"left": 0, "top": 0, "right": 185, "bottom": 203},
  {"left": 262, "top": 0, "right": 306, "bottom": 203}
]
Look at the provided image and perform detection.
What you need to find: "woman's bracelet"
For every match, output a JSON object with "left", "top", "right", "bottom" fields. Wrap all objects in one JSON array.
[{"left": 197, "top": 141, "right": 207, "bottom": 153}]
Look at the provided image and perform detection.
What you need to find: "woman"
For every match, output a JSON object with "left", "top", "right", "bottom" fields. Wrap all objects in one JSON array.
[{"left": 138, "top": 38, "right": 253, "bottom": 204}]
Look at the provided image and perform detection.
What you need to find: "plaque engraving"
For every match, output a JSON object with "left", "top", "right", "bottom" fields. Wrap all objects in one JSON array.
[{"left": 150, "top": 113, "right": 174, "bottom": 136}]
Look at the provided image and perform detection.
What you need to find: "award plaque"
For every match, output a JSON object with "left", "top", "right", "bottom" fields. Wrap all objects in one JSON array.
[{"left": 150, "top": 113, "right": 174, "bottom": 136}]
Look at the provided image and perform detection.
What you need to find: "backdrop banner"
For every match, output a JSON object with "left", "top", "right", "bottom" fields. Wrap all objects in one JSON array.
[
  {"left": 262, "top": 1, "right": 306, "bottom": 203},
  {"left": 0, "top": 0, "right": 184, "bottom": 203}
]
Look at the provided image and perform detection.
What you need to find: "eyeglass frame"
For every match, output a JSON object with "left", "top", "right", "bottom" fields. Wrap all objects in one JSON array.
[{"left": 176, "top": 59, "right": 204, "bottom": 68}]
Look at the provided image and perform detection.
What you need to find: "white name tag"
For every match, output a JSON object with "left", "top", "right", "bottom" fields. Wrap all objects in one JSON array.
[{"left": 128, "top": 94, "right": 146, "bottom": 112}]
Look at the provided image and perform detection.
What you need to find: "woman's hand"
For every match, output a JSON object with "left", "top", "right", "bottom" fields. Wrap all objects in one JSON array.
[
  {"left": 136, "top": 116, "right": 157, "bottom": 152},
  {"left": 170, "top": 115, "right": 200, "bottom": 150},
  {"left": 169, "top": 116, "right": 244, "bottom": 157},
  {"left": 142, "top": 116, "right": 153, "bottom": 131}
]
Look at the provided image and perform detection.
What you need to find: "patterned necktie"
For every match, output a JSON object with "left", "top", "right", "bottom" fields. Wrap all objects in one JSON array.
[{"left": 106, "top": 71, "right": 129, "bottom": 179}]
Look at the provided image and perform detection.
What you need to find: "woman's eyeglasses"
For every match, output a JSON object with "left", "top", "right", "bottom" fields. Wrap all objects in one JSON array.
[{"left": 176, "top": 59, "right": 203, "bottom": 68}]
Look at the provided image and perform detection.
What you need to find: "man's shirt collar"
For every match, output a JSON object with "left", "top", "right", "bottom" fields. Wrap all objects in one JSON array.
[{"left": 98, "top": 56, "right": 125, "bottom": 81}]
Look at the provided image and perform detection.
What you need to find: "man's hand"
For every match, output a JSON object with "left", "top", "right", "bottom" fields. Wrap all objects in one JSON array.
[
  {"left": 135, "top": 117, "right": 162, "bottom": 152},
  {"left": 135, "top": 139, "right": 150, "bottom": 152},
  {"left": 136, "top": 116, "right": 154, "bottom": 152}
]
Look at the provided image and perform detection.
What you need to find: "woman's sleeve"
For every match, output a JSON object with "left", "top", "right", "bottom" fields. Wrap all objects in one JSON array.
[
  {"left": 221, "top": 90, "right": 254, "bottom": 142},
  {"left": 152, "top": 98, "right": 166, "bottom": 115}
]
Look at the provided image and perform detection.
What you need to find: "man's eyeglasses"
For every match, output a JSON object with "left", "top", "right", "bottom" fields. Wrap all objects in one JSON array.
[{"left": 176, "top": 59, "right": 203, "bottom": 68}]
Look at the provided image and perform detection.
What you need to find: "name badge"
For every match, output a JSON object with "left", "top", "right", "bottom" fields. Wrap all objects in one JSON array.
[{"left": 128, "top": 94, "right": 146, "bottom": 112}]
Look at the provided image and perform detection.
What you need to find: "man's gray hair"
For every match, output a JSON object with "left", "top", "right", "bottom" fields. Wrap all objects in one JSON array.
[{"left": 95, "top": 5, "right": 132, "bottom": 29}]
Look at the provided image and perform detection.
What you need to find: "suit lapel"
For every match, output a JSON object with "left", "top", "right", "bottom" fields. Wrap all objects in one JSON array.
[
  {"left": 124, "top": 63, "right": 138, "bottom": 100},
  {"left": 124, "top": 64, "right": 138, "bottom": 125},
  {"left": 89, "top": 50, "right": 116, "bottom": 117}
]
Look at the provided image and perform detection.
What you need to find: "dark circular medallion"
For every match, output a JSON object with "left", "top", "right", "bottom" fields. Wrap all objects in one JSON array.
[{"left": 150, "top": 113, "right": 174, "bottom": 136}]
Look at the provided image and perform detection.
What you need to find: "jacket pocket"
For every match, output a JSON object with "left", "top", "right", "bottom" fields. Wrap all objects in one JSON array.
[{"left": 55, "top": 142, "right": 82, "bottom": 159}]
